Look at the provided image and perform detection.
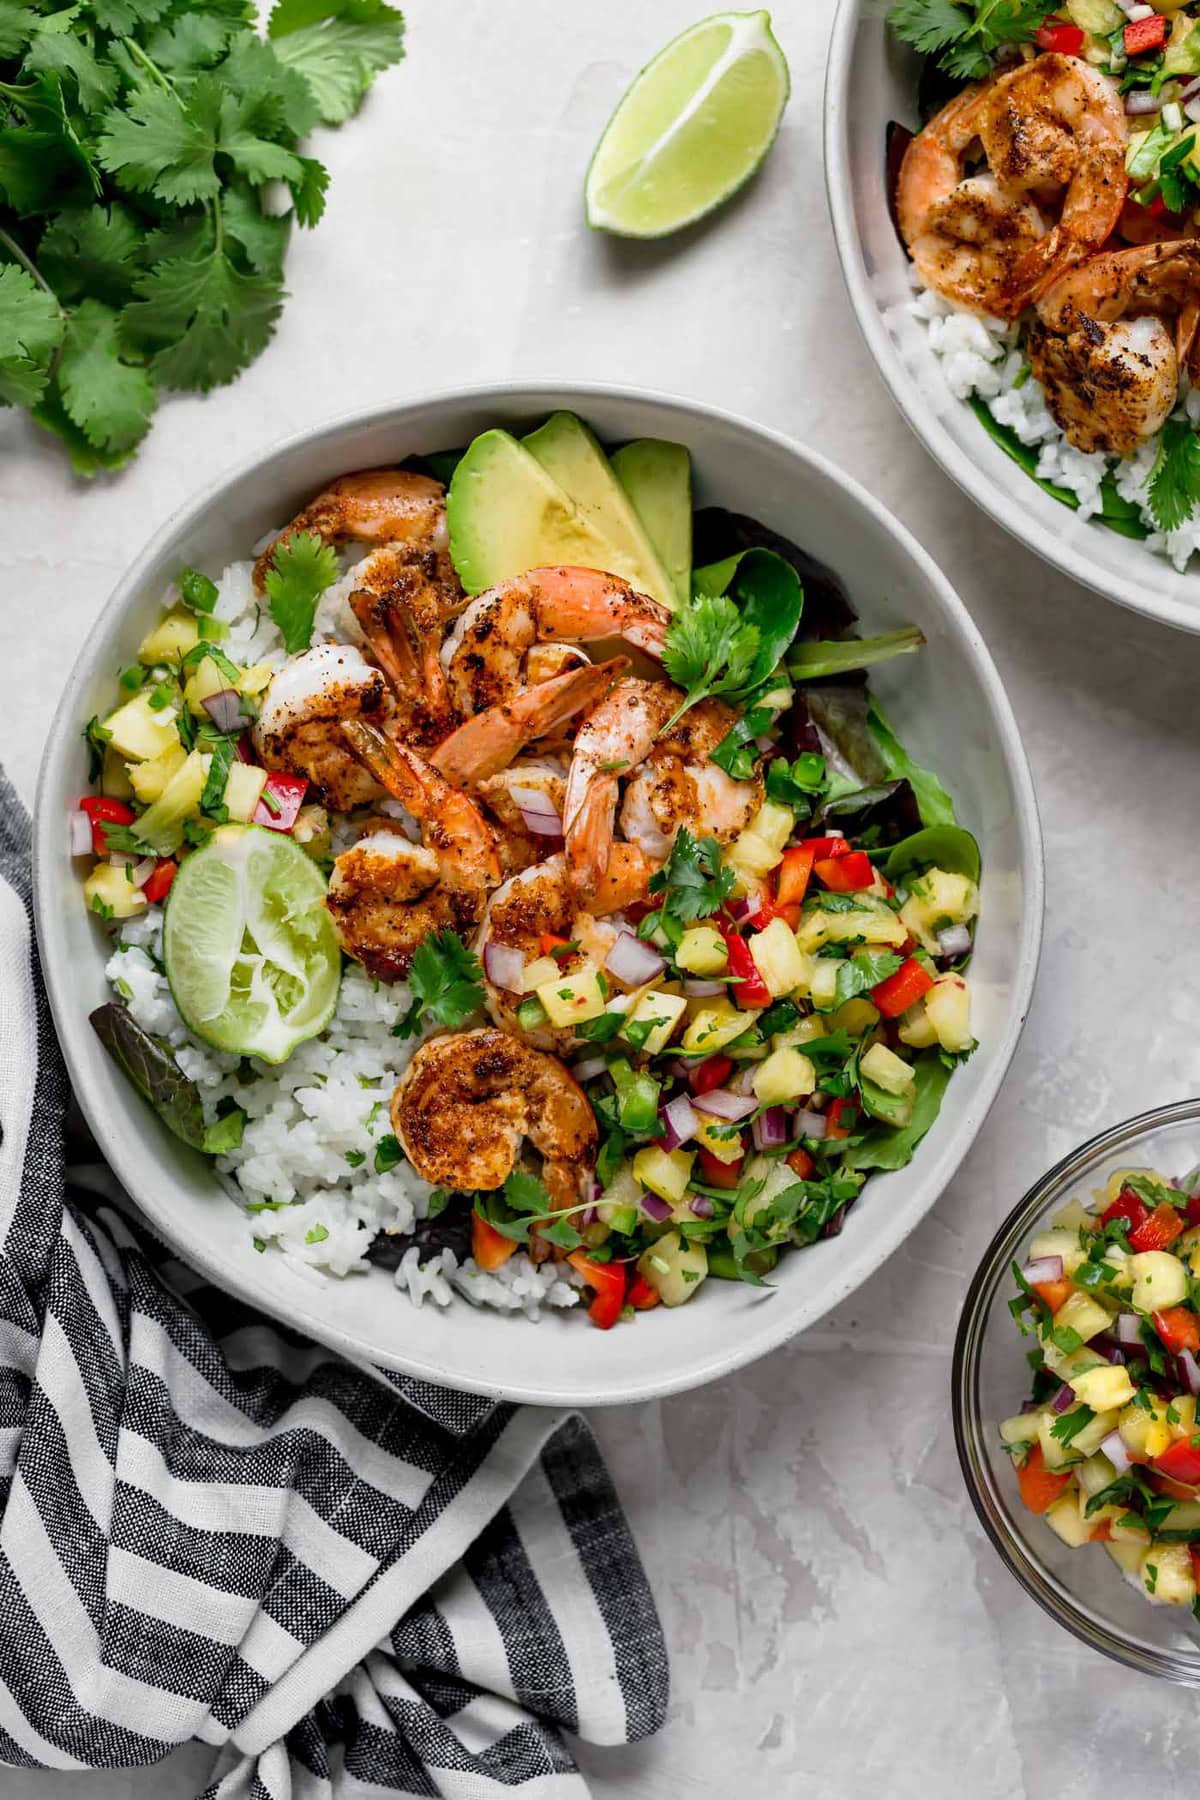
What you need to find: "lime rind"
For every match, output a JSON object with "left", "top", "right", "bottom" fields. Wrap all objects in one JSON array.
[
  {"left": 164, "top": 825, "right": 341, "bottom": 1064},
  {"left": 585, "top": 10, "right": 790, "bottom": 240}
]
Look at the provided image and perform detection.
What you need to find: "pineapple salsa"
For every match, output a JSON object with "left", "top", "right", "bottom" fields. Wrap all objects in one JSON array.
[{"left": 1005, "top": 1168, "right": 1200, "bottom": 1610}]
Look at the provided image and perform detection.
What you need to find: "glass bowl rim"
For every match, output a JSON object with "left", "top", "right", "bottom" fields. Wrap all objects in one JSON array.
[{"left": 951, "top": 1096, "right": 1200, "bottom": 1684}]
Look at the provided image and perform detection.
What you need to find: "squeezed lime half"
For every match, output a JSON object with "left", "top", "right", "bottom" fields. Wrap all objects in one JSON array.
[
  {"left": 585, "top": 10, "right": 790, "bottom": 239},
  {"left": 164, "top": 825, "right": 341, "bottom": 1063}
]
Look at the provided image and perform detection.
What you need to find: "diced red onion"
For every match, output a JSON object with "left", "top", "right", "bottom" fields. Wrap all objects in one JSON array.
[
  {"left": 201, "top": 688, "right": 245, "bottom": 734},
  {"left": 605, "top": 930, "right": 665, "bottom": 986},
  {"left": 1126, "top": 89, "right": 1163, "bottom": 115},
  {"left": 1185, "top": 95, "right": 1200, "bottom": 125},
  {"left": 130, "top": 857, "right": 156, "bottom": 887},
  {"left": 1051, "top": 1382, "right": 1076, "bottom": 1415},
  {"left": 795, "top": 1108, "right": 828, "bottom": 1140},
  {"left": 1021, "top": 1255, "right": 1063, "bottom": 1284},
  {"left": 68, "top": 810, "right": 93, "bottom": 856},
  {"left": 727, "top": 896, "right": 752, "bottom": 923},
  {"left": 658, "top": 1093, "right": 699, "bottom": 1151},
  {"left": 483, "top": 941, "right": 526, "bottom": 993},
  {"left": 686, "top": 1056, "right": 722, "bottom": 1091},
  {"left": 1181, "top": 1349, "right": 1200, "bottom": 1396},
  {"left": 1101, "top": 1429, "right": 1132, "bottom": 1475},
  {"left": 1181, "top": 73, "right": 1200, "bottom": 102},
  {"left": 571, "top": 1056, "right": 609, "bottom": 1083},
  {"left": 1088, "top": 1335, "right": 1126, "bottom": 1365},
  {"left": 693, "top": 1088, "right": 758, "bottom": 1122},
  {"left": 935, "top": 924, "right": 972, "bottom": 959},
  {"left": 640, "top": 1193, "right": 673, "bottom": 1223},
  {"left": 510, "top": 784, "right": 564, "bottom": 838},
  {"left": 752, "top": 1107, "right": 791, "bottom": 1152},
  {"left": 683, "top": 978, "right": 725, "bottom": 997},
  {"left": 754, "top": 734, "right": 774, "bottom": 754},
  {"left": 665, "top": 1057, "right": 693, "bottom": 1080},
  {"left": 690, "top": 1194, "right": 715, "bottom": 1219},
  {"left": 582, "top": 1205, "right": 598, "bottom": 1227},
  {"left": 729, "top": 1064, "right": 759, "bottom": 1097},
  {"left": 1019, "top": 1397, "right": 1041, "bottom": 1415},
  {"left": 1115, "top": 1312, "right": 1144, "bottom": 1345}
]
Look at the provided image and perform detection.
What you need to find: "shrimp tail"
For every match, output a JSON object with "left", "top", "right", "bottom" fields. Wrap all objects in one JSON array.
[{"left": 431, "top": 656, "right": 629, "bottom": 787}]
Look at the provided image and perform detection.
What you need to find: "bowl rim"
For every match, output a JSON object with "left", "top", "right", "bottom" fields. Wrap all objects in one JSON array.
[
  {"left": 33, "top": 378, "right": 1046, "bottom": 1405},
  {"left": 952, "top": 1096, "right": 1200, "bottom": 1683},
  {"left": 823, "top": 0, "right": 1200, "bottom": 638}
]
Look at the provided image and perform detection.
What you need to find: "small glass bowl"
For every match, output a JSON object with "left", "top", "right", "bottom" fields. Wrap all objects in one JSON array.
[{"left": 953, "top": 1099, "right": 1200, "bottom": 1684}]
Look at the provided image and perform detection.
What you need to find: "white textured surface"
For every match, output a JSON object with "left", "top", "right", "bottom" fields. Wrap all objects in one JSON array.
[{"left": 5, "top": 1, "right": 1200, "bottom": 1794}]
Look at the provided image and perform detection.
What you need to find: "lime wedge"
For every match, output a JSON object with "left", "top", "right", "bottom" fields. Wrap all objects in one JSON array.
[
  {"left": 585, "top": 10, "right": 789, "bottom": 239},
  {"left": 164, "top": 825, "right": 341, "bottom": 1064}
]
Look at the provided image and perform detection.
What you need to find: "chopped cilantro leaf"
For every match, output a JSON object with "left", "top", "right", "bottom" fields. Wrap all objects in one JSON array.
[{"left": 393, "top": 930, "right": 486, "bottom": 1038}]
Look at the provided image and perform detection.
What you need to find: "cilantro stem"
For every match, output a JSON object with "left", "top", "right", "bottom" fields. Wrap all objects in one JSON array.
[
  {"left": 0, "top": 227, "right": 59, "bottom": 308},
  {"left": 122, "top": 38, "right": 174, "bottom": 90}
]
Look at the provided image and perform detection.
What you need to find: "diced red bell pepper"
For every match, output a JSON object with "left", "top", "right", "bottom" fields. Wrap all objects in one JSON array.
[
  {"left": 871, "top": 956, "right": 934, "bottom": 1019},
  {"left": 1152, "top": 1472, "right": 1199, "bottom": 1500},
  {"left": 786, "top": 1146, "right": 814, "bottom": 1181},
  {"left": 1090, "top": 1518, "right": 1113, "bottom": 1543},
  {"left": 567, "top": 1251, "right": 627, "bottom": 1330},
  {"left": 824, "top": 1097, "right": 858, "bottom": 1140},
  {"left": 1017, "top": 1443, "right": 1072, "bottom": 1515},
  {"left": 1100, "top": 1189, "right": 1151, "bottom": 1235},
  {"left": 759, "top": 900, "right": 802, "bottom": 931},
  {"left": 1035, "top": 1277, "right": 1076, "bottom": 1314},
  {"left": 141, "top": 859, "right": 177, "bottom": 905},
  {"left": 80, "top": 794, "right": 136, "bottom": 854},
  {"left": 627, "top": 1273, "right": 661, "bottom": 1312},
  {"left": 252, "top": 771, "right": 308, "bottom": 832},
  {"left": 814, "top": 850, "right": 876, "bottom": 893},
  {"left": 1124, "top": 12, "right": 1167, "bottom": 55},
  {"left": 1128, "top": 1202, "right": 1185, "bottom": 1255},
  {"left": 697, "top": 1147, "right": 745, "bottom": 1188},
  {"left": 801, "top": 836, "right": 850, "bottom": 859},
  {"left": 1153, "top": 1306, "right": 1200, "bottom": 1356},
  {"left": 1035, "top": 20, "right": 1085, "bottom": 54},
  {"left": 540, "top": 933, "right": 573, "bottom": 959},
  {"left": 776, "top": 844, "right": 816, "bottom": 908},
  {"left": 691, "top": 1053, "right": 733, "bottom": 1095},
  {"left": 720, "top": 928, "right": 772, "bottom": 1009},
  {"left": 1154, "top": 1437, "right": 1200, "bottom": 1488},
  {"left": 472, "top": 1212, "right": 519, "bottom": 1272}
]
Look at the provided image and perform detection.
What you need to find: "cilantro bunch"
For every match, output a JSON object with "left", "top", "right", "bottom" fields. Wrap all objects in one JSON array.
[
  {"left": 890, "top": 0, "right": 1057, "bottom": 80},
  {"left": 0, "top": 0, "right": 405, "bottom": 473}
]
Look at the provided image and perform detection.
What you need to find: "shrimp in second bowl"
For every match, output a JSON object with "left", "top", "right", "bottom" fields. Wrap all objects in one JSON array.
[
  {"left": 1027, "top": 240, "right": 1200, "bottom": 455},
  {"left": 253, "top": 643, "right": 389, "bottom": 812},
  {"left": 442, "top": 566, "right": 670, "bottom": 715},
  {"left": 562, "top": 677, "right": 762, "bottom": 893},
  {"left": 325, "top": 722, "right": 501, "bottom": 980},
  {"left": 392, "top": 1028, "right": 597, "bottom": 1215}
]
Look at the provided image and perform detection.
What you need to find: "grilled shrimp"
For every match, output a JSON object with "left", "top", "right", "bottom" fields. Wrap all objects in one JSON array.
[
  {"left": 341, "top": 544, "right": 463, "bottom": 753},
  {"left": 442, "top": 567, "right": 670, "bottom": 715},
  {"left": 562, "top": 677, "right": 762, "bottom": 893},
  {"left": 326, "top": 722, "right": 501, "bottom": 980},
  {"left": 253, "top": 468, "right": 452, "bottom": 589},
  {"left": 430, "top": 657, "right": 627, "bottom": 787},
  {"left": 253, "top": 644, "right": 389, "bottom": 812},
  {"left": 391, "top": 1028, "right": 597, "bottom": 1213},
  {"left": 1028, "top": 240, "right": 1200, "bottom": 454},
  {"left": 897, "top": 54, "right": 1125, "bottom": 316},
  {"left": 478, "top": 847, "right": 657, "bottom": 1053}
]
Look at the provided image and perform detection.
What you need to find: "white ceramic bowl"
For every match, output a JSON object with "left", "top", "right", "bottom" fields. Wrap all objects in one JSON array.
[
  {"left": 34, "top": 383, "right": 1043, "bottom": 1406},
  {"left": 825, "top": 0, "right": 1200, "bottom": 635}
]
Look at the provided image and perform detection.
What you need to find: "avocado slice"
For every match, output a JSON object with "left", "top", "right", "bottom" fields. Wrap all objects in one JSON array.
[
  {"left": 611, "top": 438, "right": 692, "bottom": 607},
  {"left": 521, "top": 412, "right": 675, "bottom": 609},
  {"left": 447, "top": 429, "right": 652, "bottom": 597}
]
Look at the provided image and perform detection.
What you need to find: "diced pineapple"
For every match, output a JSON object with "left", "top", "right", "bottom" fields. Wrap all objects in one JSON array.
[
  {"left": 750, "top": 801, "right": 794, "bottom": 855},
  {"left": 1052, "top": 1289, "right": 1113, "bottom": 1344},
  {"left": 135, "top": 749, "right": 209, "bottom": 856},
  {"left": 138, "top": 609, "right": 200, "bottom": 665},
  {"left": 101, "top": 745, "right": 134, "bottom": 800},
  {"left": 638, "top": 1230, "right": 708, "bottom": 1307},
  {"left": 1170, "top": 1395, "right": 1198, "bottom": 1439},
  {"left": 1029, "top": 1228, "right": 1088, "bottom": 1276},
  {"left": 104, "top": 691, "right": 181, "bottom": 762},
  {"left": 999, "top": 1412, "right": 1043, "bottom": 1446},
  {"left": 1051, "top": 1198, "right": 1091, "bottom": 1233},
  {"left": 795, "top": 897, "right": 907, "bottom": 954},
  {"left": 1037, "top": 1414, "right": 1077, "bottom": 1471},
  {"left": 829, "top": 997, "right": 880, "bottom": 1037},
  {"left": 1044, "top": 1493, "right": 1092, "bottom": 1548},
  {"left": 83, "top": 862, "right": 148, "bottom": 920},
  {"left": 1119, "top": 1397, "right": 1173, "bottom": 1461},
  {"left": 899, "top": 868, "right": 979, "bottom": 953},
  {"left": 1070, "top": 1363, "right": 1136, "bottom": 1412},
  {"left": 238, "top": 661, "right": 276, "bottom": 696},
  {"left": 748, "top": 916, "right": 810, "bottom": 998},
  {"left": 1144, "top": 1543, "right": 1195, "bottom": 1606},
  {"left": 1105, "top": 1537, "right": 1148, "bottom": 1576},
  {"left": 1075, "top": 1451, "right": 1118, "bottom": 1499},
  {"left": 536, "top": 966, "right": 609, "bottom": 1028},
  {"left": 1065, "top": 0, "right": 1123, "bottom": 30},
  {"left": 773, "top": 1016, "right": 827, "bottom": 1051},
  {"left": 184, "top": 653, "right": 237, "bottom": 716},
  {"left": 808, "top": 959, "right": 841, "bottom": 1011},
  {"left": 694, "top": 1116, "right": 744, "bottom": 1164},
  {"left": 1070, "top": 1408, "right": 1119, "bottom": 1458},
  {"left": 682, "top": 1000, "right": 759, "bottom": 1055},
  {"left": 293, "top": 804, "right": 329, "bottom": 858},
  {"left": 924, "top": 975, "right": 972, "bottom": 1053},
  {"left": 675, "top": 925, "right": 728, "bottom": 977},
  {"left": 725, "top": 830, "right": 785, "bottom": 882},
  {"left": 752, "top": 1047, "right": 817, "bottom": 1106},
  {"left": 520, "top": 956, "right": 561, "bottom": 993},
  {"left": 633, "top": 1145, "right": 694, "bottom": 1204},
  {"left": 127, "top": 742, "right": 188, "bottom": 804},
  {"left": 897, "top": 999, "right": 938, "bottom": 1049},
  {"left": 1161, "top": 1499, "right": 1200, "bottom": 1535},
  {"left": 224, "top": 761, "right": 267, "bottom": 823},
  {"left": 1040, "top": 1341, "right": 1105, "bottom": 1380},
  {"left": 859, "top": 1042, "right": 915, "bottom": 1097},
  {"left": 622, "top": 990, "right": 687, "bottom": 1056},
  {"left": 1110, "top": 1514, "right": 1151, "bottom": 1547},
  {"left": 1130, "top": 1250, "right": 1189, "bottom": 1311}
]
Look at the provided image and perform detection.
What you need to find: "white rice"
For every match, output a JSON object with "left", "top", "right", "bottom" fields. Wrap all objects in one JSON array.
[
  {"left": 104, "top": 553, "right": 583, "bottom": 1319},
  {"left": 904, "top": 281, "right": 1200, "bottom": 572}
]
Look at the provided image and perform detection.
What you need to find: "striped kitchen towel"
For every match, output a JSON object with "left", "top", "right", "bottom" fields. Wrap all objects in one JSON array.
[{"left": 0, "top": 767, "right": 668, "bottom": 1796}]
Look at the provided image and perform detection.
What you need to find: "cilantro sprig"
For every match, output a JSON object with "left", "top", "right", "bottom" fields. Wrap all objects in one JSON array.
[
  {"left": 639, "top": 826, "right": 735, "bottom": 946},
  {"left": 890, "top": 0, "right": 1057, "bottom": 80},
  {"left": 660, "top": 591, "right": 761, "bottom": 731},
  {"left": 1147, "top": 417, "right": 1200, "bottom": 534},
  {"left": 264, "top": 529, "right": 339, "bottom": 653},
  {"left": 0, "top": 0, "right": 405, "bottom": 473},
  {"left": 393, "top": 930, "right": 486, "bottom": 1039}
]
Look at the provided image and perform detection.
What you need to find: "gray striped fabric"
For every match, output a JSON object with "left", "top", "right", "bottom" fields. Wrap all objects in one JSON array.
[{"left": 0, "top": 771, "right": 667, "bottom": 1796}]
